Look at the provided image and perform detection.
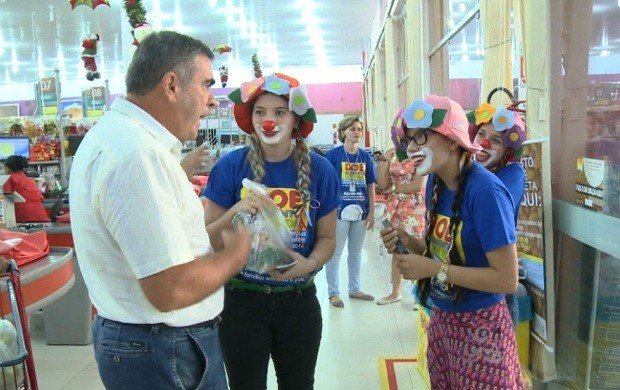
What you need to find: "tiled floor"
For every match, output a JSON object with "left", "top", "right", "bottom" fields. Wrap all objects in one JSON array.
[{"left": 27, "top": 227, "right": 428, "bottom": 389}]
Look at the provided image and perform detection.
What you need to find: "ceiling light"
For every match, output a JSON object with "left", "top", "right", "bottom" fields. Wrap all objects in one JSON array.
[
  {"left": 458, "top": 2, "right": 466, "bottom": 12},
  {"left": 208, "top": 0, "right": 217, "bottom": 7}
]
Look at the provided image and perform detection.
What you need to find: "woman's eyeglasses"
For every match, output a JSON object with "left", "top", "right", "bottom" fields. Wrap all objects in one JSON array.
[{"left": 399, "top": 128, "right": 431, "bottom": 149}]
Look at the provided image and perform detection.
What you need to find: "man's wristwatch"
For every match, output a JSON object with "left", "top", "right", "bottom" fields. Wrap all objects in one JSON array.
[{"left": 436, "top": 262, "right": 449, "bottom": 284}]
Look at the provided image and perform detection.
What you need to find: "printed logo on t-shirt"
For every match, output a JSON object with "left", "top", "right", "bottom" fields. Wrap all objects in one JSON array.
[
  {"left": 340, "top": 162, "right": 366, "bottom": 202},
  {"left": 241, "top": 186, "right": 309, "bottom": 249},
  {"left": 429, "top": 213, "right": 465, "bottom": 301}
]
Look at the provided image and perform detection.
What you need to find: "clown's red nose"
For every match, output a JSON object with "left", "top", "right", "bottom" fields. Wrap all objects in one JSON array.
[
  {"left": 262, "top": 120, "right": 275, "bottom": 131},
  {"left": 479, "top": 139, "right": 491, "bottom": 149}
]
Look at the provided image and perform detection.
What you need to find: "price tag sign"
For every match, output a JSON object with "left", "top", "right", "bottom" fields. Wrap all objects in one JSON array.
[
  {"left": 82, "top": 87, "right": 106, "bottom": 117},
  {"left": 39, "top": 77, "right": 58, "bottom": 115}
]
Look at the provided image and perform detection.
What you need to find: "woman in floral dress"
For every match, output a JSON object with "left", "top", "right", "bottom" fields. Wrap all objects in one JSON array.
[{"left": 376, "top": 108, "right": 426, "bottom": 305}]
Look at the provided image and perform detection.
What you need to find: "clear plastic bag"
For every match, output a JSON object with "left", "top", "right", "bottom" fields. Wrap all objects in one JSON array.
[
  {"left": 0, "top": 319, "right": 24, "bottom": 388},
  {"left": 232, "top": 179, "right": 296, "bottom": 273}
]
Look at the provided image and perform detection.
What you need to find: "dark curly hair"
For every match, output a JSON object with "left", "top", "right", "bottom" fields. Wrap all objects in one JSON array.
[{"left": 4, "top": 155, "right": 29, "bottom": 172}]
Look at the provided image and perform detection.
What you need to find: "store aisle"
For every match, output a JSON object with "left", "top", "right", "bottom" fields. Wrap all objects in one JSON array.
[{"left": 29, "top": 226, "right": 428, "bottom": 389}]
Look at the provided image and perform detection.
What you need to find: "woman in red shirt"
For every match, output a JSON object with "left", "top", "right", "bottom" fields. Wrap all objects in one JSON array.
[{"left": 3, "top": 155, "right": 50, "bottom": 222}]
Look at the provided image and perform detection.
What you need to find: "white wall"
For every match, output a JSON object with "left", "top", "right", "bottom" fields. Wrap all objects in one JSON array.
[{"left": 305, "top": 114, "right": 344, "bottom": 146}]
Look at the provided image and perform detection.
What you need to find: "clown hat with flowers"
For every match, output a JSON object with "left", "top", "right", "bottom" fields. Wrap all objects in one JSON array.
[
  {"left": 402, "top": 95, "right": 482, "bottom": 153},
  {"left": 466, "top": 88, "right": 527, "bottom": 161},
  {"left": 228, "top": 73, "right": 317, "bottom": 138}
]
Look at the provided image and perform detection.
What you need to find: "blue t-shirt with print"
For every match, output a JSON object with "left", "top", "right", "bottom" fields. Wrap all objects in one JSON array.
[
  {"left": 203, "top": 147, "right": 340, "bottom": 286},
  {"left": 496, "top": 162, "right": 525, "bottom": 225},
  {"left": 424, "top": 162, "right": 516, "bottom": 312},
  {"left": 325, "top": 145, "right": 377, "bottom": 220}
]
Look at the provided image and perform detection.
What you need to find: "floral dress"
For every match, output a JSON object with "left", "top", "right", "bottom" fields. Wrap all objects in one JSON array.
[{"left": 386, "top": 159, "right": 425, "bottom": 238}]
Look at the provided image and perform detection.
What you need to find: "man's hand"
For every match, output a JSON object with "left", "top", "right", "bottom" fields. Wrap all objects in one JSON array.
[
  {"left": 221, "top": 225, "right": 252, "bottom": 274},
  {"left": 180, "top": 145, "right": 211, "bottom": 179}
]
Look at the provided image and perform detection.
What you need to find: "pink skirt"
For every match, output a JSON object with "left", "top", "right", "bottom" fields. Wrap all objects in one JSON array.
[{"left": 427, "top": 301, "right": 525, "bottom": 389}]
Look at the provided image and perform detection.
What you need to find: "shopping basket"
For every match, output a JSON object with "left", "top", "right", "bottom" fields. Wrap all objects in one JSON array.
[{"left": 0, "top": 260, "right": 37, "bottom": 390}]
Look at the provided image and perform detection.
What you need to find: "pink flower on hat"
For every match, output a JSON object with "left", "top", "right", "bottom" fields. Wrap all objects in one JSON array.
[
  {"left": 262, "top": 74, "right": 290, "bottom": 95},
  {"left": 240, "top": 78, "right": 265, "bottom": 102},
  {"left": 492, "top": 107, "right": 515, "bottom": 131},
  {"left": 404, "top": 100, "right": 434, "bottom": 129},
  {"left": 474, "top": 102, "right": 496, "bottom": 125},
  {"left": 504, "top": 124, "right": 526, "bottom": 150},
  {"left": 289, "top": 85, "right": 312, "bottom": 116}
]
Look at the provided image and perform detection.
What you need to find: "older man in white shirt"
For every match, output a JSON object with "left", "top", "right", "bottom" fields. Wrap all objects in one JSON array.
[{"left": 69, "top": 31, "right": 250, "bottom": 390}]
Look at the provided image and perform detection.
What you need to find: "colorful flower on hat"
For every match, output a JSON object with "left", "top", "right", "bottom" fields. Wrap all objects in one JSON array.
[
  {"left": 404, "top": 100, "right": 434, "bottom": 129},
  {"left": 262, "top": 74, "right": 290, "bottom": 96},
  {"left": 492, "top": 107, "right": 515, "bottom": 131},
  {"left": 504, "top": 124, "right": 526, "bottom": 150},
  {"left": 289, "top": 85, "right": 312, "bottom": 116},
  {"left": 239, "top": 77, "right": 265, "bottom": 102},
  {"left": 474, "top": 102, "right": 496, "bottom": 125}
]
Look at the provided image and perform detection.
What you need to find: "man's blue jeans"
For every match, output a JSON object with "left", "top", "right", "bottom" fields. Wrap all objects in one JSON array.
[{"left": 92, "top": 315, "right": 227, "bottom": 389}]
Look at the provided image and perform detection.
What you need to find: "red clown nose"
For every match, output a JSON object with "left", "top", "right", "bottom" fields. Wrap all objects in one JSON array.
[
  {"left": 479, "top": 138, "right": 491, "bottom": 149},
  {"left": 262, "top": 120, "right": 275, "bottom": 131}
]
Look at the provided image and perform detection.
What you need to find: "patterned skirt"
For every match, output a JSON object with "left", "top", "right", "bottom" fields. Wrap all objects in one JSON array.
[{"left": 427, "top": 301, "right": 525, "bottom": 389}]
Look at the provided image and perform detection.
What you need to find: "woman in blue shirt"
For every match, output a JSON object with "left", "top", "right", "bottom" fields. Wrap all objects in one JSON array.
[
  {"left": 467, "top": 102, "right": 527, "bottom": 221},
  {"left": 203, "top": 73, "right": 340, "bottom": 390},
  {"left": 381, "top": 95, "right": 524, "bottom": 389},
  {"left": 324, "top": 116, "right": 377, "bottom": 308}
]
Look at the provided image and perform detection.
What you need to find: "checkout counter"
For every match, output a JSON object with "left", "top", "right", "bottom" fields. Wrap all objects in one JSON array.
[
  {"left": 1, "top": 247, "right": 74, "bottom": 316},
  {"left": 14, "top": 221, "right": 92, "bottom": 346}
]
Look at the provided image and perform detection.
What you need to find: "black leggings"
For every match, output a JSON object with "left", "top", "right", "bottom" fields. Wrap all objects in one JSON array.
[{"left": 218, "top": 284, "right": 322, "bottom": 390}]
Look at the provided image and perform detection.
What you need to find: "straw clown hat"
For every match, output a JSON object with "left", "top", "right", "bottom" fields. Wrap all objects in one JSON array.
[
  {"left": 466, "top": 102, "right": 527, "bottom": 161},
  {"left": 402, "top": 95, "right": 482, "bottom": 154},
  {"left": 228, "top": 73, "right": 317, "bottom": 138}
]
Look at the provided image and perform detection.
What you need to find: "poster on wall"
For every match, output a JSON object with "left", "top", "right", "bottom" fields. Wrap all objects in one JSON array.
[{"left": 516, "top": 142, "right": 548, "bottom": 342}]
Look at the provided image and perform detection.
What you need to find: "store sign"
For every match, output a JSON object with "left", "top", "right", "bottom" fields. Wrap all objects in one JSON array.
[
  {"left": 39, "top": 77, "right": 58, "bottom": 115},
  {"left": 207, "top": 106, "right": 218, "bottom": 119},
  {"left": 516, "top": 142, "right": 548, "bottom": 341},
  {"left": 82, "top": 87, "right": 106, "bottom": 117}
]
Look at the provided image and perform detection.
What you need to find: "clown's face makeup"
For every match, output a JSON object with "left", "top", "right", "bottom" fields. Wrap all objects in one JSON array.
[
  {"left": 473, "top": 123, "right": 507, "bottom": 169},
  {"left": 407, "top": 147, "right": 434, "bottom": 176},
  {"left": 405, "top": 128, "right": 435, "bottom": 176},
  {"left": 251, "top": 94, "right": 298, "bottom": 146}
]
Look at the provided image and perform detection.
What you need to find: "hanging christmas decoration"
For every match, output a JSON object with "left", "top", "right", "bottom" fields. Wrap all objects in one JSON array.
[
  {"left": 69, "top": 0, "right": 110, "bottom": 10},
  {"left": 124, "top": 0, "right": 152, "bottom": 51},
  {"left": 251, "top": 53, "right": 263, "bottom": 79},
  {"left": 214, "top": 44, "right": 233, "bottom": 55},
  {"left": 219, "top": 65, "right": 229, "bottom": 88},
  {"left": 81, "top": 34, "right": 101, "bottom": 81}
]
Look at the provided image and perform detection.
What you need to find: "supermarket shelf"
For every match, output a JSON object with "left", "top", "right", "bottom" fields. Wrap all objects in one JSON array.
[{"left": 29, "top": 160, "right": 60, "bottom": 165}]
